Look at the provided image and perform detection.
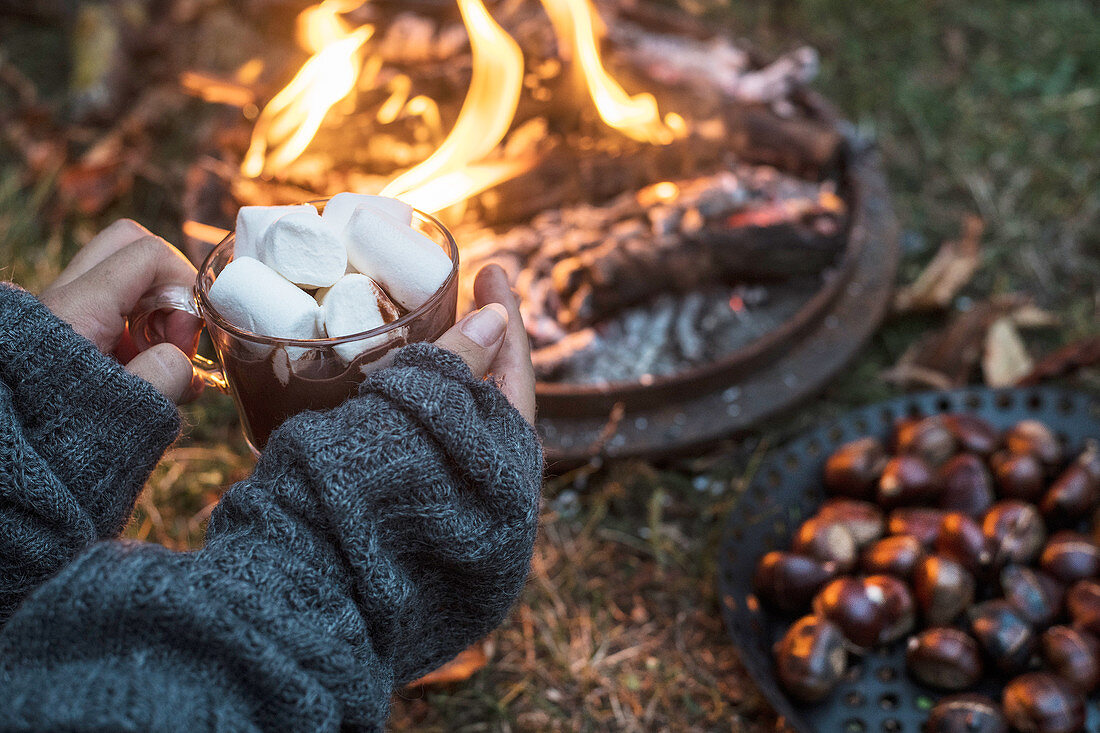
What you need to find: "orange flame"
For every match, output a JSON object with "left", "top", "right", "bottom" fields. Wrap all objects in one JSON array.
[
  {"left": 241, "top": 0, "right": 685, "bottom": 211},
  {"left": 241, "top": 1, "right": 370, "bottom": 177},
  {"left": 540, "top": 0, "right": 681, "bottom": 144},
  {"left": 380, "top": 0, "right": 524, "bottom": 209}
]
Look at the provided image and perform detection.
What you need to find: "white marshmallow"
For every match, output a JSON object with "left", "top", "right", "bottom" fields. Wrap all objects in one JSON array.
[
  {"left": 321, "top": 192, "right": 413, "bottom": 231},
  {"left": 343, "top": 208, "right": 452, "bottom": 311},
  {"left": 207, "top": 257, "right": 321, "bottom": 342},
  {"left": 234, "top": 204, "right": 314, "bottom": 261},
  {"left": 318, "top": 273, "right": 403, "bottom": 363},
  {"left": 259, "top": 209, "right": 347, "bottom": 288}
]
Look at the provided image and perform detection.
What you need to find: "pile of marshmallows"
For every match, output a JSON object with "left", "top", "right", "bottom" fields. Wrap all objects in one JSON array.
[{"left": 208, "top": 192, "right": 451, "bottom": 363}]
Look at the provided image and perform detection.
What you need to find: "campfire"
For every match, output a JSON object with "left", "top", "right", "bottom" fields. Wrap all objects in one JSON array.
[{"left": 179, "top": 0, "right": 897, "bottom": 461}]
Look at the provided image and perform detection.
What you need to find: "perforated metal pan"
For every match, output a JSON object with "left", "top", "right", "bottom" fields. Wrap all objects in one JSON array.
[{"left": 718, "top": 386, "right": 1100, "bottom": 732}]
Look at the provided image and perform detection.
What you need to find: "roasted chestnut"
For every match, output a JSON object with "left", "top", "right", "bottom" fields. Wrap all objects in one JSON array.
[
  {"left": 969, "top": 600, "right": 1037, "bottom": 676},
  {"left": 811, "top": 577, "right": 890, "bottom": 651},
  {"left": 990, "top": 450, "right": 1046, "bottom": 502},
  {"left": 983, "top": 500, "right": 1047, "bottom": 566},
  {"left": 860, "top": 534, "right": 924, "bottom": 579},
  {"left": 1039, "top": 531, "right": 1100, "bottom": 585},
  {"left": 878, "top": 455, "right": 940, "bottom": 508},
  {"left": 1000, "top": 565, "right": 1064, "bottom": 628},
  {"left": 1065, "top": 579, "right": 1100, "bottom": 636},
  {"left": 1005, "top": 420, "right": 1063, "bottom": 467},
  {"left": 1041, "top": 626, "right": 1100, "bottom": 694},
  {"left": 936, "top": 512, "right": 994, "bottom": 575},
  {"left": 938, "top": 453, "right": 996, "bottom": 517},
  {"left": 888, "top": 508, "right": 948, "bottom": 547},
  {"left": 791, "top": 517, "right": 858, "bottom": 572},
  {"left": 816, "top": 498, "right": 886, "bottom": 548},
  {"left": 943, "top": 414, "right": 1001, "bottom": 457},
  {"left": 1041, "top": 449, "right": 1100, "bottom": 527},
  {"left": 773, "top": 615, "right": 849, "bottom": 703},
  {"left": 864, "top": 574, "right": 915, "bottom": 644},
  {"left": 1002, "top": 672, "right": 1085, "bottom": 733},
  {"left": 894, "top": 414, "right": 957, "bottom": 467},
  {"left": 753, "top": 551, "right": 838, "bottom": 614},
  {"left": 913, "top": 554, "right": 975, "bottom": 626},
  {"left": 906, "top": 627, "right": 983, "bottom": 690},
  {"left": 926, "top": 694, "right": 1008, "bottom": 733},
  {"left": 823, "top": 437, "right": 888, "bottom": 499}
]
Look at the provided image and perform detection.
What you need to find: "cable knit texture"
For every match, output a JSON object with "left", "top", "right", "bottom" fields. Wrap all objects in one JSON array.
[
  {"left": 0, "top": 284, "right": 543, "bottom": 732},
  {"left": 0, "top": 283, "right": 180, "bottom": 621}
]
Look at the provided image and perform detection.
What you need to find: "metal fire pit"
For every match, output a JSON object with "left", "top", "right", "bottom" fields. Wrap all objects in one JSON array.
[
  {"left": 535, "top": 137, "right": 900, "bottom": 467},
  {"left": 717, "top": 386, "right": 1100, "bottom": 733}
]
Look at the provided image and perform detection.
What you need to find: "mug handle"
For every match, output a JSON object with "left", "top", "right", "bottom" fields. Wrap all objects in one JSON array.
[{"left": 129, "top": 285, "right": 229, "bottom": 393}]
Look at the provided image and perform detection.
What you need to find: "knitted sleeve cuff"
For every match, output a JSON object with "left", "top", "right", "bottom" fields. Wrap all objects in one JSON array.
[{"left": 0, "top": 283, "right": 180, "bottom": 538}]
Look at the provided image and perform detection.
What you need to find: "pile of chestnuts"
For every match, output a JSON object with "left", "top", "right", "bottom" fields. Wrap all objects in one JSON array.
[{"left": 754, "top": 414, "right": 1100, "bottom": 733}]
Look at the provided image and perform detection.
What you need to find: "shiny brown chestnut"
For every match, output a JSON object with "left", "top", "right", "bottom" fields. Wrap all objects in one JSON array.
[
  {"left": 938, "top": 453, "right": 996, "bottom": 517},
  {"left": 969, "top": 600, "right": 1037, "bottom": 676},
  {"left": 1039, "top": 531, "right": 1100, "bottom": 585},
  {"left": 877, "top": 455, "right": 940, "bottom": 508},
  {"left": 823, "top": 437, "right": 888, "bottom": 499},
  {"left": 926, "top": 694, "right": 1009, "bottom": 733},
  {"left": 860, "top": 535, "right": 924, "bottom": 579},
  {"left": 791, "top": 517, "right": 858, "bottom": 572},
  {"left": 773, "top": 615, "right": 849, "bottom": 703},
  {"left": 864, "top": 574, "right": 915, "bottom": 644},
  {"left": 888, "top": 508, "right": 949, "bottom": 548},
  {"left": 1001, "top": 565, "right": 1064, "bottom": 628},
  {"left": 943, "top": 414, "right": 1001, "bottom": 457},
  {"left": 1078, "top": 439, "right": 1100, "bottom": 484},
  {"left": 1065, "top": 579, "right": 1100, "bottom": 636},
  {"left": 1002, "top": 672, "right": 1086, "bottom": 733},
  {"left": 816, "top": 498, "right": 886, "bottom": 548},
  {"left": 990, "top": 450, "right": 1046, "bottom": 502},
  {"left": 983, "top": 500, "right": 1048, "bottom": 566},
  {"left": 811, "top": 577, "right": 890, "bottom": 651},
  {"left": 1005, "top": 420, "right": 1063, "bottom": 467},
  {"left": 936, "top": 512, "right": 995, "bottom": 575},
  {"left": 906, "top": 627, "right": 983, "bottom": 690},
  {"left": 894, "top": 414, "right": 957, "bottom": 467},
  {"left": 753, "top": 552, "right": 839, "bottom": 614},
  {"left": 1041, "top": 626, "right": 1100, "bottom": 694},
  {"left": 1041, "top": 446, "right": 1100, "bottom": 527},
  {"left": 913, "top": 554, "right": 975, "bottom": 626}
]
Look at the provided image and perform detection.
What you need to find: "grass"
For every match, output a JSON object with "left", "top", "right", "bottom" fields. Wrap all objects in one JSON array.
[{"left": 2, "top": 1, "right": 1099, "bottom": 730}]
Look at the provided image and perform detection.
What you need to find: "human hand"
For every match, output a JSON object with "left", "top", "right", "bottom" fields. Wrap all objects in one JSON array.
[
  {"left": 38, "top": 220, "right": 202, "bottom": 405},
  {"left": 434, "top": 264, "right": 536, "bottom": 424}
]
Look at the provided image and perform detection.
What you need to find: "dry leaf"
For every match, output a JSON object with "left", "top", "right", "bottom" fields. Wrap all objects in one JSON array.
[
  {"left": 1018, "top": 336, "right": 1100, "bottom": 386},
  {"left": 883, "top": 295, "right": 1024, "bottom": 389},
  {"left": 982, "top": 317, "right": 1033, "bottom": 387},
  {"left": 405, "top": 641, "right": 490, "bottom": 688},
  {"left": 893, "top": 215, "right": 984, "bottom": 313}
]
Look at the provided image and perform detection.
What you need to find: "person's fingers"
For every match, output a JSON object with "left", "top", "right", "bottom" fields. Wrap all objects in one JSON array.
[
  {"left": 434, "top": 303, "right": 509, "bottom": 378},
  {"left": 40, "top": 235, "right": 198, "bottom": 352},
  {"left": 124, "top": 342, "right": 198, "bottom": 405},
  {"left": 473, "top": 264, "right": 536, "bottom": 423},
  {"left": 44, "top": 219, "right": 154, "bottom": 292}
]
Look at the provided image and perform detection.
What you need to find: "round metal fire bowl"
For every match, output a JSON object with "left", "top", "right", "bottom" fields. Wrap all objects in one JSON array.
[{"left": 536, "top": 142, "right": 900, "bottom": 467}]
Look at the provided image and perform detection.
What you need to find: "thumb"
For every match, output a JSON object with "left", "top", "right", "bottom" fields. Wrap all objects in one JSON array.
[
  {"left": 125, "top": 342, "right": 199, "bottom": 405},
  {"left": 434, "top": 303, "right": 508, "bottom": 378}
]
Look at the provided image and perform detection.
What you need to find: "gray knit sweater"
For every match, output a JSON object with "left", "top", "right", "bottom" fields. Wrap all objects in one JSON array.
[{"left": 0, "top": 283, "right": 542, "bottom": 731}]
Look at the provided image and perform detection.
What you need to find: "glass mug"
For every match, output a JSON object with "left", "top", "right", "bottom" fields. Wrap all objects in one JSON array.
[{"left": 130, "top": 202, "right": 459, "bottom": 453}]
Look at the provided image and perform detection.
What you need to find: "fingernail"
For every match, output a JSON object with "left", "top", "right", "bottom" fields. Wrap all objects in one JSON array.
[{"left": 461, "top": 303, "right": 508, "bottom": 347}]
